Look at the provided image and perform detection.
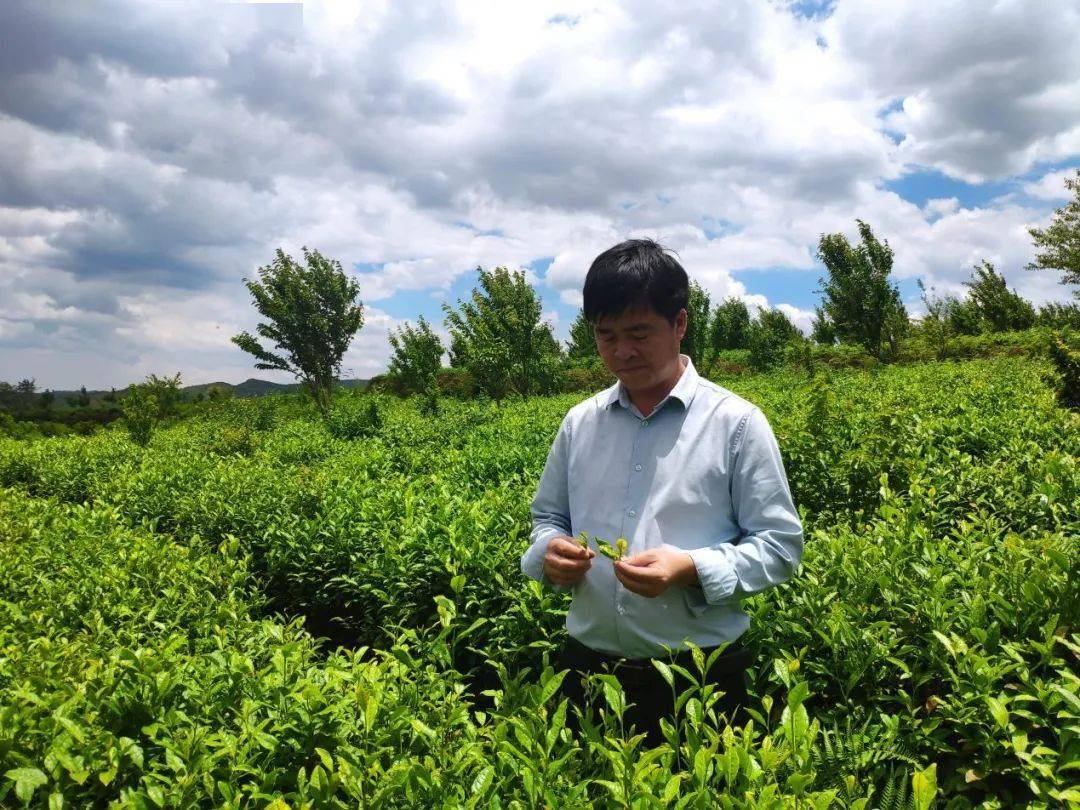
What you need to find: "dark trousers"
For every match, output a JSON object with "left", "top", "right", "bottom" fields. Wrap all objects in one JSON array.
[{"left": 556, "top": 635, "right": 754, "bottom": 748}]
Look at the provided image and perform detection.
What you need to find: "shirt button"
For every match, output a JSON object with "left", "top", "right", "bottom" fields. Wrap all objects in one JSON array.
[
  {"left": 634, "top": 464, "right": 642, "bottom": 471},
  {"left": 641, "top": 419, "right": 649, "bottom": 427},
  {"left": 628, "top": 509, "right": 636, "bottom": 517}
]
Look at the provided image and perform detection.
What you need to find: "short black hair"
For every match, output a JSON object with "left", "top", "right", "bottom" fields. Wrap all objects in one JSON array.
[{"left": 582, "top": 238, "right": 688, "bottom": 325}]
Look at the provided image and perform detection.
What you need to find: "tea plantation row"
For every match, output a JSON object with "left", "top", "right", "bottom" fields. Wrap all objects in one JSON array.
[{"left": 1, "top": 356, "right": 1077, "bottom": 807}]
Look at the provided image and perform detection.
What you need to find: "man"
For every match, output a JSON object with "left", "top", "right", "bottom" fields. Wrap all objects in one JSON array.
[{"left": 520, "top": 238, "right": 804, "bottom": 747}]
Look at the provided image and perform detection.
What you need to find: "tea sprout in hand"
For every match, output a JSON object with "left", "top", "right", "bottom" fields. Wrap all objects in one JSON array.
[{"left": 578, "top": 531, "right": 628, "bottom": 561}]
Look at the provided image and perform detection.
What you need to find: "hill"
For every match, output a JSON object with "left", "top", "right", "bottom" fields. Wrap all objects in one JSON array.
[{"left": 48, "top": 376, "right": 370, "bottom": 405}]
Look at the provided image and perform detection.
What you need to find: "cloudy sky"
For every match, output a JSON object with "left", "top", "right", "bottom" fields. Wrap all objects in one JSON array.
[{"left": 2, "top": 0, "right": 1079, "bottom": 389}]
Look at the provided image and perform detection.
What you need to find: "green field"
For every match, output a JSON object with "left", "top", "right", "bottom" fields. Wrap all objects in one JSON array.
[{"left": 1, "top": 356, "right": 1077, "bottom": 808}]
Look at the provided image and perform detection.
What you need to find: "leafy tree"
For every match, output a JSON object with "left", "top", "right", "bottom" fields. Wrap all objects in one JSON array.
[
  {"left": 565, "top": 309, "right": 598, "bottom": 361},
  {"left": 388, "top": 316, "right": 444, "bottom": 396},
  {"left": 746, "top": 324, "right": 783, "bottom": 372},
  {"left": 816, "top": 220, "right": 909, "bottom": 360},
  {"left": 708, "top": 297, "right": 752, "bottom": 354},
  {"left": 442, "top": 266, "right": 562, "bottom": 400},
  {"left": 207, "top": 386, "right": 232, "bottom": 403},
  {"left": 232, "top": 247, "right": 364, "bottom": 418},
  {"left": 72, "top": 386, "right": 91, "bottom": 408},
  {"left": 40, "top": 389, "right": 55, "bottom": 412},
  {"left": 881, "top": 306, "right": 910, "bottom": 361},
  {"left": 1027, "top": 169, "right": 1080, "bottom": 297},
  {"left": 758, "top": 308, "right": 800, "bottom": 343},
  {"left": 681, "top": 280, "right": 712, "bottom": 367},
  {"left": 963, "top": 261, "right": 1035, "bottom": 332},
  {"left": 102, "top": 388, "right": 118, "bottom": 404},
  {"left": 747, "top": 308, "right": 799, "bottom": 371},
  {"left": 916, "top": 279, "right": 954, "bottom": 359},
  {"left": 810, "top": 306, "right": 837, "bottom": 345},
  {"left": 946, "top": 297, "right": 984, "bottom": 336},
  {"left": 448, "top": 333, "right": 470, "bottom": 368},
  {"left": 121, "top": 384, "right": 158, "bottom": 447},
  {"left": 15, "top": 379, "right": 35, "bottom": 411},
  {"left": 1035, "top": 301, "right": 1080, "bottom": 330},
  {"left": 144, "top": 372, "right": 184, "bottom": 418},
  {"left": 0, "top": 382, "right": 14, "bottom": 411}
]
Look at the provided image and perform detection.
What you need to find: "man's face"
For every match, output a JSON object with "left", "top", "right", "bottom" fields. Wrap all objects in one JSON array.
[{"left": 593, "top": 304, "right": 687, "bottom": 392}]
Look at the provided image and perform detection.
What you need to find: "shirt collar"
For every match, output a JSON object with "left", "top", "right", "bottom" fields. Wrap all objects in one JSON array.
[{"left": 603, "top": 354, "right": 699, "bottom": 413}]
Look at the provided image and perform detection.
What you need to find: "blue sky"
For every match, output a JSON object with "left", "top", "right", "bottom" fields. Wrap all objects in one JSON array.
[
  {"left": 886, "top": 158, "right": 1080, "bottom": 210},
  {"left": 368, "top": 156, "right": 1080, "bottom": 343}
]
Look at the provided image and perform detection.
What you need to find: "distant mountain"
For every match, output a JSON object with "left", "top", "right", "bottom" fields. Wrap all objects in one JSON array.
[
  {"left": 185, "top": 378, "right": 370, "bottom": 398},
  {"left": 47, "top": 377, "right": 369, "bottom": 405}
]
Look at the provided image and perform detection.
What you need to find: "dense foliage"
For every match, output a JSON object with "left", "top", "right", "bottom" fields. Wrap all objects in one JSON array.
[
  {"left": 1027, "top": 168, "right": 1080, "bottom": 293},
  {"left": 1, "top": 356, "right": 1076, "bottom": 807},
  {"left": 387, "top": 317, "right": 445, "bottom": 398},
  {"left": 815, "top": 221, "right": 909, "bottom": 360},
  {"left": 231, "top": 247, "right": 365, "bottom": 418},
  {"left": 442, "top": 266, "right": 563, "bottom": 401}
]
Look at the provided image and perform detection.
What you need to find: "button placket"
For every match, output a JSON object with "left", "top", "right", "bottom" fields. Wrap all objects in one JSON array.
[{"left": 618, "top": 417, "right": 647, "bottom": 628}]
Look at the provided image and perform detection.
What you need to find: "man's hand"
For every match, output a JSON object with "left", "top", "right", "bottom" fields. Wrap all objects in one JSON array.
[
  {"left": 543, "top": 536, "right": 596, "bottom": 587},
  {"left": 614, "top": 547, "right": 698, "bottom": 598}
]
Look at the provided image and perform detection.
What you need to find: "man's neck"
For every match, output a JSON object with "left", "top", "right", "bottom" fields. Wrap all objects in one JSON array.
[{"left": 627, "top": 355, "right": 686, "bottom": 418}]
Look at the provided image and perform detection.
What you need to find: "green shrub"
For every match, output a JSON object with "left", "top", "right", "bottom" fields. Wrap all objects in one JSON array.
[
  {"left": 120, "top": 385, "right": 157, "bottom": 447},
  {"left": 206, "top": 423, "right": 259, "bottom": 456},
  {"left": 559, "top": 360, "right": 614, "bottom": 393},
  {"left": 747, "top": 328, "right": 788, "bottom": 371},
  {"left": 435, "top": 366, "right": 476, "bottom": 398},
  {"left": 0, "top": 412, "right": 42, "bottom": 440},
  {"left": 326, "top": 396, "right": 383, "bottom": 439},
  {"left": 1045, "top": 329, "right": 1080, "bottom": 408},
  {"left": 254, "top": 396, "right": 277, "bottom": 431}
]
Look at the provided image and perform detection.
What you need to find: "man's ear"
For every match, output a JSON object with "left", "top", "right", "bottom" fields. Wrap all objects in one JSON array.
[{"left": 676, "top": 309, "right": 688, "bottom": 340}]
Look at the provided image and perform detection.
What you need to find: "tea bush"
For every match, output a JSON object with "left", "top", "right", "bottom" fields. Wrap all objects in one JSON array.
[
  {"left": 326, "top": 396, "right": 384, "bottom": 440},
  {"left": 1045, "top": 328, "right": 1079, "bottom": 408},
  {"left": 2, "top": 490, "right": 939, "bottom": 808},
  {"left": 1, "top": 356, "right": 1077, "bottom": 806}
]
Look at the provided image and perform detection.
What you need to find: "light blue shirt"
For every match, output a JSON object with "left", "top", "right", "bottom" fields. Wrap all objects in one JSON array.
[{"left": 521, "top": 354, "right": 803, "bottom": 659}]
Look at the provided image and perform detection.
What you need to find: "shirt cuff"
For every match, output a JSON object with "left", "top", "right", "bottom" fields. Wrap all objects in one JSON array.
[{"left": 685, "top": 546, "right": 739, "bottom": 607}]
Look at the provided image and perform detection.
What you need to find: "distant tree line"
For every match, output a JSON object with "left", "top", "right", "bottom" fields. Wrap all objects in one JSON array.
[
  {"left": 219, "top": 169, "right": 1080, "bottom": 410},
  {"left": 7, "top": 172, "right": 1077, "bottom": 432}
]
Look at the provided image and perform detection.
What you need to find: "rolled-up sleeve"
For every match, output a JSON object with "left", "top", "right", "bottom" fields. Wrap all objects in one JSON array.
[
  {"left": 685, "top": 407, "right": 803, "bottom": 607},
  {"left": 521, "top": 414, "right": 573, "bottom": 588}
]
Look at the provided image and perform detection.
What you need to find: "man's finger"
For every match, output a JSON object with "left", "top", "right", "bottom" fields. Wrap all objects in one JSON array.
[
  {"left": 550, "top": 537, "right": 592, "bottom": 559},
  {"left": 614, "top": 569, "right": 659, "bottom": 597},
  {"left": 548, "top": 567, "right": 586, "bottom": 585},
  {"left": 615, "top": 560, "right": 664, "bottom": 585},
  {"left": 546, "top": 555, "right": 591, "bottom": 574},
  {"left": 620, "top": 550, "right": 659, "bottom": 567}
]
